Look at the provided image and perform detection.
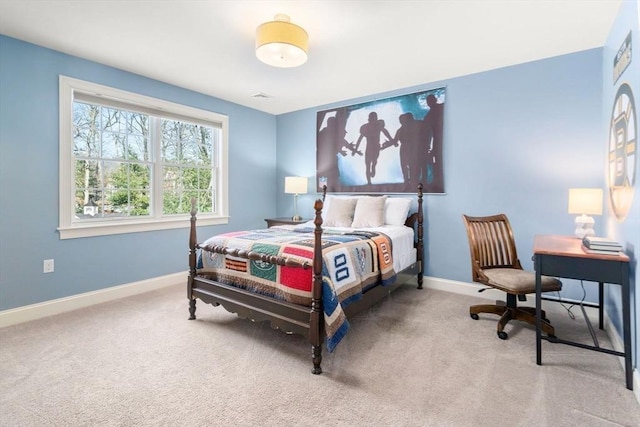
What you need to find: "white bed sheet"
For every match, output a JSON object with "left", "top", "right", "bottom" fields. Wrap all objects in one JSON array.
[{"left": 276, "top": 221, "right": 417, "bottom": 273}]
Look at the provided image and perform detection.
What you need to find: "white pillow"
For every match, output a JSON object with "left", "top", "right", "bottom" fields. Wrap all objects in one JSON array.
[
  {"left": 351, "top": 196, "right": 387, "bottom": 228},
  {"left": 322, "top": 195, "right": 358, "bottom": 214},
  {"left": 323, "top": 197, "right": 357, "bottom": 227},
  {"left": 384, "top": 197, "right": 413, "bottom": 226}
]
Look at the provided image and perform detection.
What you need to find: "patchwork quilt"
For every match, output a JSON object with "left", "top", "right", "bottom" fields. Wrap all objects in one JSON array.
[{"left": 197, "top": 227, "right": 396, "bottom": 352}]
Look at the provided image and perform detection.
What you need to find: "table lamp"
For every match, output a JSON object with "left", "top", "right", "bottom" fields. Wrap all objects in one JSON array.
[
  {"left": 568, "top": 188, "right": 603, "bottom": 238},
  {"left": 285, "top": 176, "right": 307, "bottom": 221}
]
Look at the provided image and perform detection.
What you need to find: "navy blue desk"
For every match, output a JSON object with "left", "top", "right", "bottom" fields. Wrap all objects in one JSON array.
[{"left": 533, "top": 235, "right": 632, "bottom": 390}]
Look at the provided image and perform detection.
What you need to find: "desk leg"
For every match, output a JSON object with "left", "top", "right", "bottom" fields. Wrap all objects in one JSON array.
[
  {"left": 535, "top": 255, "right": 542, "bottom": 365},
  {"left": 598, "top": 282, "right": 604, "bottom": 330},
  {"left": 621, "top": 266, "right": 633, "bottom": 390}
]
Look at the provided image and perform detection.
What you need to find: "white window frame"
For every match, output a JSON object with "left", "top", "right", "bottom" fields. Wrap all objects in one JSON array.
[{"left": 58, "top": 76, "right": 229, "bottom": 239}]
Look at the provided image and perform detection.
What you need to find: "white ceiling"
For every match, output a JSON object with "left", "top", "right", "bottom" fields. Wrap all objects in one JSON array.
[{"left": 0, "top": 0, "right": 622, "bottom": 115}]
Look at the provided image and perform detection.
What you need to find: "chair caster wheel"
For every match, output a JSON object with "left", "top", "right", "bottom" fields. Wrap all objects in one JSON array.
[
  {"left": 498, "top": 331, "right": 508, "bottom": 340},
  {"left": 470, "top": 313, "right": 479, "bottom": 320}
]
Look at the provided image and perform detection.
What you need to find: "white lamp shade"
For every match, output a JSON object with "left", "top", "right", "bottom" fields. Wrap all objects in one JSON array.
[
  {"left": 568, "top": 188, "right": 603, "bottom": 215},
  {"left": 256, "top": 14, "right": 308, "bottom": 68},
  {"left": 285, "top": 176, "right": 308, "bottom": 194}
]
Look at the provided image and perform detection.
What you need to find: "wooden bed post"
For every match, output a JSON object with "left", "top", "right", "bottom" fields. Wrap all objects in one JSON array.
[
  {"left": 417, "top": 183, "right": 424, "bottom": 289},
  {"left": 188, "top": 198, "right": 198, "bottom": 320},
  {"left": 310, "top": 198, "right": 324, "bottom": 374}
]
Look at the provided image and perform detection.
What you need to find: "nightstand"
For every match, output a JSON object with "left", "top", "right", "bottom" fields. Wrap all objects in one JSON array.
[{"left": 265, "top": 217, "right": 307, "bottom": 228}]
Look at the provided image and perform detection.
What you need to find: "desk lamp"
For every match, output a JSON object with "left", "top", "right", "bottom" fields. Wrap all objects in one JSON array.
[
  {"left": 568, "top": 188, "right": 603, "bottom": 238},
  {"left": 285, "top": 176, "right": 307, "bottom": 221}
]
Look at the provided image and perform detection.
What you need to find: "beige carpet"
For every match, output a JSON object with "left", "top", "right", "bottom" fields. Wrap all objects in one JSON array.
[{"left": 0, "top": 283, "right": 638, "bottom": 426}]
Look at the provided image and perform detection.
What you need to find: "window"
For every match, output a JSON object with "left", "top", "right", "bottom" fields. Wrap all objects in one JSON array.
[{"left": 59, "top": 76, "right": 228, "bottom": 239}]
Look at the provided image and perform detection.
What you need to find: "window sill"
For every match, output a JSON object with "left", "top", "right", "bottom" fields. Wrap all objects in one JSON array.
[{"left": 58, "top": 215, "right": 229, "bottom": 239}]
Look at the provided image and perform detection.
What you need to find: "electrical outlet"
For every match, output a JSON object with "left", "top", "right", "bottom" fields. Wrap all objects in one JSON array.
[{"left": 43, "top": 259, "right": 54, "bottom": 273}]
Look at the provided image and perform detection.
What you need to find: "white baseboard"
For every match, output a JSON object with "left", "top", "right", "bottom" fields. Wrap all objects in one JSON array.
[
  {"left": 423, "top": 275, "right": 489, "bottom": 298},
  {"left": 0, "top": 271, "right": 185, "bottom": 328},
  {"left": 423, "top": 276, "right": 639, "bottom": 404},
  {"left": 0, "top": 274, "right": 474, "bottom": 329}
]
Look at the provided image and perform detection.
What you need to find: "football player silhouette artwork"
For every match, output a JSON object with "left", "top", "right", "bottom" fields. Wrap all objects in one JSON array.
[
  {"left": 316, "top": 88, "right": 445, "bottom": 193},
  {"left": 353, "top": 112, "right": 393, "bottom": 185}
]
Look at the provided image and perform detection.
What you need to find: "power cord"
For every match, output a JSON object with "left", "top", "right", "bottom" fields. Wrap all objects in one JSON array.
[{"left": 556, "top": 280, "right": 587, "bottom": 320}]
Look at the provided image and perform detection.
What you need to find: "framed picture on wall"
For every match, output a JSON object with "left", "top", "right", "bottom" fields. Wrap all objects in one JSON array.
[{"left": 316, "top": 87, "right": 446, "bottom": 193}]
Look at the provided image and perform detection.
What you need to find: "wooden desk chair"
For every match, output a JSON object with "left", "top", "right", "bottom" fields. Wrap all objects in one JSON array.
[{"left": 462, "top": 214, "right": 561, "bottom": 340}]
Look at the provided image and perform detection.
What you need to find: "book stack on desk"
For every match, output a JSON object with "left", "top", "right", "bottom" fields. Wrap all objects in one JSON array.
[{"left": 581, "top": 236, "right": 623, "bottom": 255}]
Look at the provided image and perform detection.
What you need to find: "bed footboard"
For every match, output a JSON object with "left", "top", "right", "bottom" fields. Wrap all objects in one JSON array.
[{"left": 188, "top": 198, "right": 326, "bottom": 374}]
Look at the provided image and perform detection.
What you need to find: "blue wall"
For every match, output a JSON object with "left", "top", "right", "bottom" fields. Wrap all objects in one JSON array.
[
  {"left": 602, "top": 0, "right": 640, "bottom": 376},
  {"left": 277, "top": 49, "right": 606, "bottom": 302},
  {"left": 0, "top": 36, "right": 278, "bottom": 310}
]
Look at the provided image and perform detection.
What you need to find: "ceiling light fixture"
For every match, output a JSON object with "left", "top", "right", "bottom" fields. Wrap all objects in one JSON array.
[{"left": 256, "top": 14, "right": 308, "bottom": 68}]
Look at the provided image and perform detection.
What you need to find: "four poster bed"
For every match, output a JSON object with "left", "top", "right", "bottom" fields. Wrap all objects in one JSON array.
[{"left": 187, "top": 184, "right": 424, "bottom": 374}]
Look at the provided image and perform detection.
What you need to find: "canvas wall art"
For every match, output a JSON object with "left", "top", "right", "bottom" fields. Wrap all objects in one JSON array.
[{"left": 316, "top": 87, "right": 446, "bottom": 193}]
